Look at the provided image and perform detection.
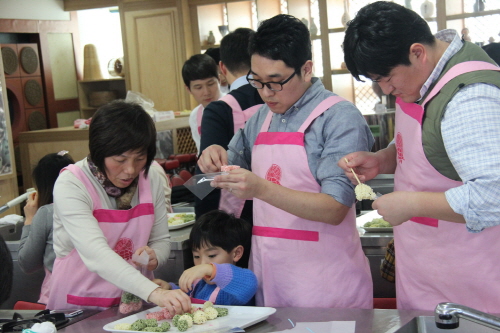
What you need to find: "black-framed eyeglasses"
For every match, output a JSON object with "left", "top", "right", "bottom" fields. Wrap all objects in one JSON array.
[{"left": 246, "top": 70, "right": 296, "bottom": 92}]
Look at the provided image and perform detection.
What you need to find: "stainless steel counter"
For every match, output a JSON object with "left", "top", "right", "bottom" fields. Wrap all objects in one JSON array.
[{"left": 56, "top": 306, "right": 435, "bottom": 333}]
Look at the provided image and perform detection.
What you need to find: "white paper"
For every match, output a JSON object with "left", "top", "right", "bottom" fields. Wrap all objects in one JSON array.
[{"left": 269, "top": 321, "right": 355, "bottom": 333}]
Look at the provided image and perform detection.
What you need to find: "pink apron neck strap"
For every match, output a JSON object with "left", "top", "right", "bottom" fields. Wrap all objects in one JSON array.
[
  {"left": 63, "top": 164, "right": 102, "bottom": 210},
  {"left": 422, "top": 61, "right": 500, "bottom": 106},
  {"left": 298, "top": 96, "right": 345, "bottom": 133},
  {"left": 219, "top": 94, "right": 242, "bottom": 113}
]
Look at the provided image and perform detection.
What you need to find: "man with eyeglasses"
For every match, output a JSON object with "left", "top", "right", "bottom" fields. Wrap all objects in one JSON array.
[
  {"left": 198, "top": 14, "right": 374, "bottom": 308},
  {"left": 195, "top": 28, "right": 263, "bottom": 236}
]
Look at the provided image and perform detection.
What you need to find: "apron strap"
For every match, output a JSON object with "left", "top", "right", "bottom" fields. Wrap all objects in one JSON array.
[
  {"left": 219, "top": 94, "right": 242, "bottom": 113},
  {"left": 63, "top": 164, "right": 102, "bottom": 210},
  {"left": 196, "top": 104, "right": 204, "bottom": 135},
  {"left": 298, "top": 96, "right": 346, "bottom": 133},
  {"left": 422, "top": 61, "right": 500, "bottom": 106}
]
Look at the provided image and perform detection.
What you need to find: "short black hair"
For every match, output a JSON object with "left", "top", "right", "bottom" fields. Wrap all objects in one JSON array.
[
  {"left": 89, "top": 101, "right": 156, "bottom": 177},
  {"left": 483, "top": 42, "right": 500, "bottom": 65},
  {"left": 204, "top": 47, "right": 221, "bottom": 64},
  {"left": 343, "top": 1, "right": 435, "bottom": 81},
  {"left": 188, "top": 210, "right": 252, "bottom": 268},
  {"left": 249, "top": 14, "right": 311, "bottom": 74},
  {"left": 220, "top": 28, "right": 254, "bottom": 74},
  {"left": 182, "top": 54, "right": 219, "bottom": 88},
  {"left": 33, "top": 152, "right": 75, "bottom": 207}
]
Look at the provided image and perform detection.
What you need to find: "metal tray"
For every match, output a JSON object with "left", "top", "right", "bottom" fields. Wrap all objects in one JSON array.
[{"left": 362, "top": 227, "right": 393, "bottom": 233}]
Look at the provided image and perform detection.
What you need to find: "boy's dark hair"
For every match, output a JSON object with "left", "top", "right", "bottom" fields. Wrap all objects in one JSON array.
[
  {"left": 33, "top": 152, "right": 75, "bottom": 207},
  {"left": 188, "top": 210, "right": 252, "bottom": 268},
  {"left": 249, "top": 14, "right": 311, "bottom": 74},
  {"left": 204, "top": 47, "right": 221, "bottom": 64},
  {"left": 343, "top": 1, "right": 435, "bottom": 82},
  {"left": 182, "top": 54, "right": 219, "bottom": 88},
  {"left": 89, "top": 101, "right": 156, "bottom": 177},
  {"left": 220, "top": 28, "right": 254, "bottom": 74}
]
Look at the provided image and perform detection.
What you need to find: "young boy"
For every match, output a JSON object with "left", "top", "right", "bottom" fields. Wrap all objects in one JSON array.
[
  {"left": 182, "top": 54, "right": 222, "bottom": 154},
  {"left": 155, "top": 210, "right": 257, "bottom": 306}
]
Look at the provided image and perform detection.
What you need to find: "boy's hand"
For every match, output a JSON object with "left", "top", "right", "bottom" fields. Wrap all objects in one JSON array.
[
  {"left": 178, "top": 264, "right": 213, "bottom": 293},
  {"left": 152, "top": 278, "right": 172, "bottom": 290}
]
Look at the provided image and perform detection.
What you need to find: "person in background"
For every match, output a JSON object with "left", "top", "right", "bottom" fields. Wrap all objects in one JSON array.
[
  {"left": 198, "top": 14, "right": 373, "bottom": 308},
  {"left": 340, "top": 1, "right": 500, "bottom": 312},
  {"left": 18, "top": 151, "right": 75, "bottom": 304},
  {"left": 183, "top": 54, "right": 222, "bottom": 155},
  {"left": 482, "top": 42, "right": 500, "bottom": 65},
  {"left": 0, "top": 234, "right": 13, "bottom": 307},
  {"left": 154, "top": 210, "right": 257, "bottom": 306},
  {"left": 196, "top": 28, "right": 264, "bottom": 229},
  {"left": 47, "top": 101, "right": 191, "bottom": 313},
  {"left": 204, "top": 47, "right": 229, "bottom": 95}
]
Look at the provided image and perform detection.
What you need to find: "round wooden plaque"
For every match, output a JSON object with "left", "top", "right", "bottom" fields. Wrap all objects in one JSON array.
[
  {"left": 20, "top": 47, "right": 38, "bottom": 74},
  {"left": 28, "top": 111, "right": 47, "bottom": 130},
  {"left": 25, "top": 79, "right": 43, "bottom": 106},
  {"left": 1, "top": 47, "right": 18, "bottom": 75}
]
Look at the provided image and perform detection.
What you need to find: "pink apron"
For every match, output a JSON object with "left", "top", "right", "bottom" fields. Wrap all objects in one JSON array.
[
  {"left": 38, "top": 268, "right": 51, "bottom": 304},
  {"left": 218, "top": 94, "right": 262, "bottom": 218},
  {"left": 250, "top": 96, "right": 373, "bottom": 308},
  {"left": 394, "top": 61, "right": 500, "bottom": 311},
  {"left": 190, "top": 279, "right": 220, "bottom": 304},
  {"left": 47, "top": 164, "right": 155, "bottom": 310},
  {"left": 196, "top": 104, "right": 204, "bottom": 135}
]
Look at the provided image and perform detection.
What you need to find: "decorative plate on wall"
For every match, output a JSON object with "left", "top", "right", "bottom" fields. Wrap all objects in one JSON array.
[
  {"left": 28, "top": 111, "right": 47, "bottom": 131},
  {"left": 1, "top": 47, "right": 18, "bottom": 75},
  {"left": 24, "top": 79, "right": 43, "bottom": 106},
  {"left": 20, "top": 47, "right": 39, "bottom": 74}
]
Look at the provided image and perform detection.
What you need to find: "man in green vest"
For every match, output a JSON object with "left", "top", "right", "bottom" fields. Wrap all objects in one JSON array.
[{"left": 339, "top": 1, "right": 500, "bottom": 312}]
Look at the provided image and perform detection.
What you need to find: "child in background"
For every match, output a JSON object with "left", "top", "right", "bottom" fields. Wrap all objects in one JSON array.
[
  {"left": 18, "top": 151, "right": 75, "bottom": 304},
  {"left": 154, "top": 210, "right": 257, "bottom": 306}
]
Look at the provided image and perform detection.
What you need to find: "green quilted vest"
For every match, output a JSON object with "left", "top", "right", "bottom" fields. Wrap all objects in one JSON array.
[{"left": 420, "top": 41, "right": 500, "bottom": 181}]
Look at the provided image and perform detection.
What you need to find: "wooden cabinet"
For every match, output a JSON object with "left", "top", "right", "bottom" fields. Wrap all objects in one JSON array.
[{"left": 77, "top": 78, "right": 126, "bottom": 119}]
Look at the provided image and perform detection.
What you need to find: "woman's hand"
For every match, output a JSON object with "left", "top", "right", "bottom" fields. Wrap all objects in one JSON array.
[
  {"left": 134, "top": 246, "right": 158, "bottom": 271},
  {"left": 198, "top": 145, "right": 228, "bottom": 173},
  {"left": 212, "top": 168, "right": 265, "bottom": 200},
  {"left": 178, "top": 264, "right": 213, "bottom": 293},
  {"left": 148, "top": 288, "right": 191, "bottom": 315},
  {"left": 152, "top": 278, "right": 172, "bottom": 290},
  {"left": 23, "top": 191, "right": 38, "bottom": 226}
]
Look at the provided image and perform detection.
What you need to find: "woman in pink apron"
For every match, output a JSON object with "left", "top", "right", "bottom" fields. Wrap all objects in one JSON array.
[{"left": 47, "top": 101, "right": 190, "bottom": 313}]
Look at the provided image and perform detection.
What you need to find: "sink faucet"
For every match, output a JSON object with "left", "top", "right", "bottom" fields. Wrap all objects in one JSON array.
[{"left": 435, "top": 302, "right": 500, "bottom": 330}]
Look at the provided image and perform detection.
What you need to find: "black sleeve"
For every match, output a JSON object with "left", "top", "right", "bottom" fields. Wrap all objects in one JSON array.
[{"left": 195, "top": 101, "right": 233, "bottom": 217}]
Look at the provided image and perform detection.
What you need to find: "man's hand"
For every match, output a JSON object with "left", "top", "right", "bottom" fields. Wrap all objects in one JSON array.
[
  {"left": 338, "top": 152, "right": 381, "bottom": 184},
  {"left": 212, "top": 168, "right": 265, "bottom": 199},
  {"left": 372, "top": 191, "right": 416, "bottom": 226},
  {"left": 198, "top": 145, "right": 228, "bottom": 173}
]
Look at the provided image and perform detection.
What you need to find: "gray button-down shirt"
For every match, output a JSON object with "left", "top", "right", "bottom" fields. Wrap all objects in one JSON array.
[{"left": 228, "top": 78, "right": 374, "bottom": 207}]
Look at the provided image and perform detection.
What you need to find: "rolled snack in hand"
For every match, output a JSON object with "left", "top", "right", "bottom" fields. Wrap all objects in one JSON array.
[
  {"left": 355, "top": 183, "right": 377, "bottom": 201},
  {"left": 220, "top": 165, "right": 240, "bottom": 172}
]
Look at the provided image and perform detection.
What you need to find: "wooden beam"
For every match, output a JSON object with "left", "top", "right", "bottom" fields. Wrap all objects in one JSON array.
[{"left": 63, "top": 0, "right": 118, "bottom": 11}]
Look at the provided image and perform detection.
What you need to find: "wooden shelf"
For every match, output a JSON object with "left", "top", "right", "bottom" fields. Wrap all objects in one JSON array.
[{"left": 77, "top": 78, "right": 126, "bottom": 119}]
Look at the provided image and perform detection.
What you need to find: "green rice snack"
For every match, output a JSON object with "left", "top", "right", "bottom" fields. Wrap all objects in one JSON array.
[
  {"left": 172, "top": 314, "right": 181, "bottom": 327},
  {"left": 216, "top": 307, "right": 229, "bottom": 317},
  {"left": 177, "top": 319, "right": 189, "bottom": 332},
  {"left": 160, "top": 321, "right": 171, "bottom": 332}
]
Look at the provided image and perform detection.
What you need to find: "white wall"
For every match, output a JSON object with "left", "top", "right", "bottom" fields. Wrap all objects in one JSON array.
[
  {"left": 77, "top": 8, "right": 123, "bottom": 79},
  {"left": 0, "top": 0, "right": 70, "bottom": 21}
]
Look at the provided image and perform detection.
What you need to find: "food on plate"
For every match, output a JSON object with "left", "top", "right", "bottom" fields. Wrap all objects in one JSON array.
[
  {"left": 192, "top": 310, "right": 207, "bottom": 324},
  {"left": 179, "top": 315, "right": 193, "bottom": 328},
  {"left": 355, "top": 183, "right": 377, "bottom": 201},
  {"left": 142, "top": 327, "right": 163, "bottom": 332},
  {"left": 160, "top": 322, "right": 171, "bottom": 331},
  {"left": 177, "top": 319, "right": 189, "bottom": 332},
  {"left": 130, "top": 319, "right": 149, "bottom": 331},
  {"left": 221, "top": 165, "right": 240, "bottom": 172},
  {"left": 172, "top": 314, "right": 181, "bottom": 327},
  {"left": 364, "top": 218, "right": 391, "bottom": 228},
  {"left": 167, "top": 213, "right": 195, "bottom": 226},
  {"left": 215, "top": 307, "right": 229, "bottom": 317},
  {"left": 204, "top": 307, "right": 218, "bottom": 320},
  {"left": 202, "top": 301, "right": 213, "bottom": 309},
  {"left": 113, "top": 323, "right": 132, "bottom": 330}
]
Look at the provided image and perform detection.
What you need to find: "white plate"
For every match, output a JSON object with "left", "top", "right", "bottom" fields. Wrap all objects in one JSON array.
[
  {"left": 167, "top": 213, "right": 196, "bottom": 230},
  {"left": 103, "top": 305, "right": 276, "bottom": 333}
]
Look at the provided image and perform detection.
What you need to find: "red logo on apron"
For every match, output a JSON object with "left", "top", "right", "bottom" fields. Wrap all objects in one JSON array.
[
  {"left": 265, "top": 164, "right": 282, "bottom": 185},
  {"left": 114, "top": 238, "right": 134, "bottom": 260},
  {"left": 396, "top": 132, "right": 404, "bottom": 163}
]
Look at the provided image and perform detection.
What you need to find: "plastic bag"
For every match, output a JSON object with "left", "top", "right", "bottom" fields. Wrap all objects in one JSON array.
[
  {"left": 119, "top": 251, "right": 149, "bottom": 314},
  {"left": 183, "top": 172, "right": 228, "bottom": 200},
  {"left": 125, "top": 90, "right": 157, "bottom": 117}
]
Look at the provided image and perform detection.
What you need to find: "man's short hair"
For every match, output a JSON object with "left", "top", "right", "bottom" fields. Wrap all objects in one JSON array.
[
  {"left": 220, "top": 28, "right": 254, "bottom": 74},
  {"left": 182, "top": 54, "right": 219, "bottom": 88},
  {"left": 249, "top": 14, "right": 311, "bottom": 74},
  {"left": 343, "top": 1, "right": 435, "bottom": 81}
]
